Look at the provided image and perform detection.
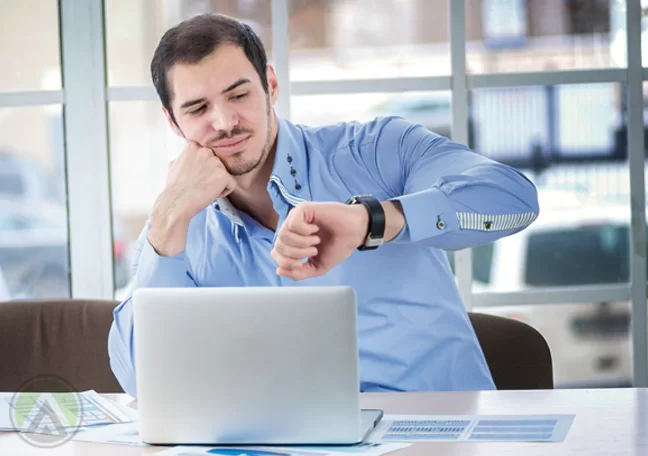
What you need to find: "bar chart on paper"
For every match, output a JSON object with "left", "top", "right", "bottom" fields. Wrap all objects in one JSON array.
[
  {"left": 373, "top": 414, "right": 575, "bottom": 442},
  {"left": 0, "top": 390, "right": 136, "bottom": 432}
]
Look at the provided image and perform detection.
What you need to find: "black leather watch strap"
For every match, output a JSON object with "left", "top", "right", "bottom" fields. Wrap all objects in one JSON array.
[{"left": 345, "top": 195, "right": 385, "bottom": 250}]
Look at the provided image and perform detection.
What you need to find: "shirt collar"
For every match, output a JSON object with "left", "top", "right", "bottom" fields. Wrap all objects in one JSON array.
[
  {"left": 213, "top": 116, "right": 311, "bottom": 226},
  {"left": 267, "top": 117, "right": 312, "bottom": 203}
]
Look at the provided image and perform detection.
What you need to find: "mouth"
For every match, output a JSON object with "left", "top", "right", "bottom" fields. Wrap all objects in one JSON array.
[{"left": 211, "top": 135, "right": 250, "bottom": 154}]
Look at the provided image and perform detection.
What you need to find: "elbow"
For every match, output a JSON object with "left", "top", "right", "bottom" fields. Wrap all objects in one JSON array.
[
  {"left": 523, "top": 180, "right": 540, "bottom": 230},
  {"left": 508, "top": 166, "right": 540, "bottom": 221},
  {"left": 108, "top": 318, "right": 138, "bottom": 398}
]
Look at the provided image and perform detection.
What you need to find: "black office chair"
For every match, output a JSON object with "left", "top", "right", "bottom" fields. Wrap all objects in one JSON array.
[
  {"left": 469, "top": 312, "right": 554, "bottom": 390},
  {"left": 0, "top": 299, "right": 123, "bottom": 393}
]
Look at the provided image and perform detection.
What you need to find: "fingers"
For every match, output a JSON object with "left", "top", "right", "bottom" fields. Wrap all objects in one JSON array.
[
  {"left": 271, "top": 244, "right": 318, "bottom": 270},
  {"left": 286, "top": 216, "right": 319, "bottom": 236},
  {"left": 277, "top": 230, "right": 320, "bottom": 249},
  {"left": 276, "top": 262, "right": 320, "bottom": 281},
  {"left": 271, "top": 234, "right": 319, "bottom": 270},
  {"left": 271, "top": 203, "right": 322, "bottom": 275},
  {"left": 271, "top": 221, "right": 320, "bottom": 270},
  {"left": 218, "top": 173, "right": 237, "bottom": 197}
]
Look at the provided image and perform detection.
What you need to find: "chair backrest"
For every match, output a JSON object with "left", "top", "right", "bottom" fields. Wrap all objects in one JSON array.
[
  {"left": 469, "top": 312, "right": 554, "bottom": 390},
  {"left": 0, "top": 299, "right": 123, "bottom": 393}
]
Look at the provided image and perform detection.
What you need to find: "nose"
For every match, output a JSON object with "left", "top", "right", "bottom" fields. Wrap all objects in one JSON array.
[{"left": 209, "top": 103, "right": 237, "bottom": 133}]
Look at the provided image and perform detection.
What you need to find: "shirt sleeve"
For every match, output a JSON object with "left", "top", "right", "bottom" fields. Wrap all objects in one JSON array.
[
  {"left": 108, "top": 221, "right": 197, "bottom": 397},
  {"left": 360, "top": 116, "right": 539, "bottom": 250}
]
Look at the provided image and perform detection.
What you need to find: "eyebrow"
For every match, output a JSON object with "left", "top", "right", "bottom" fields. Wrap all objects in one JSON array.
[
  {"left": 221, "top": 78, "right": 251, "bottom": 95},
  {"left": 179, "top": 78, "right": 252, "bottom": 111}
]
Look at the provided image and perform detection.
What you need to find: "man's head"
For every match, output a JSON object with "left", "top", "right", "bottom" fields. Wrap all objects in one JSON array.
[{"left": 151, "top": 14, "right": 278, "bottom": 176}]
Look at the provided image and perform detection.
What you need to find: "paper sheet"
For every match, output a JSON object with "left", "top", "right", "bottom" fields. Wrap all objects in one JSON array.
[
  {"left": 72, "top": 422, "right": 143, "bottom": 445},
  {"left": 73, "top": 424, "right": 411, "bottom": 454},
  {"left": 0, "top": 390, "right": 137, "bottom": 433},
  {"left": 157, "top": 442, "right": 410, "bottom": 456},
  {"left": 366, "top": 414, "right": 575, "bottom": 443}
]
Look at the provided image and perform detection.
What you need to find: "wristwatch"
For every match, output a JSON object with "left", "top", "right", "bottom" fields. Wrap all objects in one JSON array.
[{"left": 345, "top": 195, "right": 385, "bottom": 251}]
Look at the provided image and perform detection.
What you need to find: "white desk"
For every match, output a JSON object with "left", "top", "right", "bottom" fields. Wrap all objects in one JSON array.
[{"left": 0, "top": 388, "right": 646, "bottom": 455}]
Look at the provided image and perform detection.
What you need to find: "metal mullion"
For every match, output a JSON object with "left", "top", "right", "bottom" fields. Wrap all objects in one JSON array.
[
  {"left": 291, "top": 76, "right": 452, "bottom": 95},
  {"left": 469, "top": 68, "right": 627, "bottom": 89},
  {"left": 449, "top": 0, "right": 473, "bottom": 311},
  {"left": 61, "top": 0, "right": 114, "bottom": 299},
  {"left": 474, "top": 284, "right": 631, "bottom": 308},
  {"left": 0, "top": 90, "right": 65, "bottom": 107},
  {"left": 626, "top": 0, "right": 648, "bottom": 387}
]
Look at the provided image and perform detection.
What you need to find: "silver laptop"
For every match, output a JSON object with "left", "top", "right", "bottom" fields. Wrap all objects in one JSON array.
[{"left": 132, "top": 286, "right": 382, "bottom": 445}]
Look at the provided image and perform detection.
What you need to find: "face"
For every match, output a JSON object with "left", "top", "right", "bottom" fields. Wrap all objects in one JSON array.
[{"left": 164, "top": 43, "right": 278, "bottom": 176}]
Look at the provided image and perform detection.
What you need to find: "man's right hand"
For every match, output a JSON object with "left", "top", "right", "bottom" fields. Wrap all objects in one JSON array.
[{"left": 148, "top": 141, "right": 237, "bottom": 257}]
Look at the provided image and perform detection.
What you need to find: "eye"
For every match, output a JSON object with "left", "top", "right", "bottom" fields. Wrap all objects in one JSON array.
[
  {"left": 231, "top": 92, "right": 249, "bottom": 101},
  {"left": 189, "top": 106, "right": 206, "bottom": 115}
]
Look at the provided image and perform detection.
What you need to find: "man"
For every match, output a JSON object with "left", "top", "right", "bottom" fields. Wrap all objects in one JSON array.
[{"left": 108, "top": 13, "right": 539, "bottom": 398}]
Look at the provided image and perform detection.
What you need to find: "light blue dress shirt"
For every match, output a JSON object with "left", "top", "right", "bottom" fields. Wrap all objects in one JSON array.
[{"left": 109, "top": 116, "right": 539, "bottom": 398}]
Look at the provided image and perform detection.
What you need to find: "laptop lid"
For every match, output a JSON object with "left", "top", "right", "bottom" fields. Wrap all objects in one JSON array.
[{"left": 133, "top": 286, "right": 377, "bottom": 445}]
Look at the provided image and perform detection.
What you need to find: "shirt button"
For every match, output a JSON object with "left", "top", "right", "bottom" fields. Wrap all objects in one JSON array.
[
  {"left": 437, "top": 220, "right": 446, "bottom": 230},
  {"left": 484, "top": 221, "right": 493, "bottom": 230}
]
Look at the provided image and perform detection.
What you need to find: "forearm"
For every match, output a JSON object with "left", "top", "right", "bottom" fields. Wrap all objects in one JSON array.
[
  {"left": 148, "top": 191, "right": 193, "bottom": 257},
  {"left": 390, "top": 163, "right": 539, "bottom": 250},
  {"left": 351, "top": 117, "right": 538, "bottom": 250},
  {"left": 108, "top": 225, "right": 198, "bottom": 397}
]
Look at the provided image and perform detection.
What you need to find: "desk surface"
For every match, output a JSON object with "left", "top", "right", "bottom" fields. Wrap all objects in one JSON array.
[{"left": 0, "top": 388, "right": 646, "bottom": 455}]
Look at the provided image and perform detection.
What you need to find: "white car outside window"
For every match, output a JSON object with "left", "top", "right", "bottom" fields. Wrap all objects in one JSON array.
[{"left": 460, "top": 191, "right": 634, "bottom": 388}]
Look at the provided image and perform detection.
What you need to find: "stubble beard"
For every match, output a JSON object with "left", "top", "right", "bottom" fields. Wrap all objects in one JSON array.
[{"left": 225, "top": 97, "right": 273, "bottom": 177}]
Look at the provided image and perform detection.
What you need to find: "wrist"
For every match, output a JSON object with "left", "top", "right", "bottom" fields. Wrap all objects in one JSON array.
[
  {"left": 381, "top": 201, "right": 405, "bottom": 242},
  {"left": 149, "top": 195, "right": 191, "bottom": 257},
  {"left": 348, "top": 204, "right": 371, "bottom": 248}
]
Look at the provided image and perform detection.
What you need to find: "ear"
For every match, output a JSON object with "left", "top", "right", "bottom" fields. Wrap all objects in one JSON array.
[
  {"left": 162, "top": 106, "right": 184, "bottom": 138},
  {"left": 265, "top": 64, "right": 279, "bottom": 106}
]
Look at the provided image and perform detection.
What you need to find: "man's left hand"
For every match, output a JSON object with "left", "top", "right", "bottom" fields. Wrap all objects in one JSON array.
[
  {"left": 271, "top": 201, "right": 404, "bottom": 281},
  {"left": 271, "top": 202, "right": 368, "bottom": 281}
]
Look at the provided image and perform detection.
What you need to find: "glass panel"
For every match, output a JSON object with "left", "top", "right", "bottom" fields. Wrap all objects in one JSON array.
[
  {"left": 109, "top": 101, "right": 182, "bottom": 298},
  {"left": 469, "top": 83, "right": 629, "bottom": 292},
  {"left": 446, "top": 244, "right": 493, "bottom": 283},
  {"left": 0, "top": 106, "right": 69, "bottom": 299},
  {"left": 643, "top": 0, "right": 648, "bottom": 67},
  {"left": 289, "top": 0, "right": 450, "bottom": 81},
  {"left": 465, "top": 0, "right": 627, "bottom": 74},
  {"left": 105, "top": 0, "right": 272, "bottom": 86},
  {"left": 291, "top": 90, "right": 452, "bottom": 138},
  {"left": 469, "top": 83, "right": 631, "bottom": 388},
  {"left": 0, "top": 1, "right": 61, "bottom": 91},
  {"left": 526, "top": 225, "right": 630, "bottom": 286}
]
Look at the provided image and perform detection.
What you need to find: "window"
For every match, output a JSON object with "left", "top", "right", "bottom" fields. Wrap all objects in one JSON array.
[
  {"left": 0, "top": 107, "right": 69, "bottom": 299},
  {"left": 288, "top": 0, "right": 450, "bottom": 81},
  {"left": 0, "top": 1, "right": 61, "bottom": 91},
  {"left": 525, "top": 225, "right": 631, "bottom": 287},
  {"left": 291, "top": 91, "right": 452, "bottom": 139},
  {"left": 465, "top": 0, "right": 627, "bottom": 73},
  {"left": 473, "top": 243, "right": 495, "bottom": 284},
  {"left": 105, "top": 0, "right": 272, "bottom": 86},
  {"left": 447, "top": 243, "right": 495, "bottom": 284},
  {"left": 108, "top": 101, "right": 178, "bottom": 298}
]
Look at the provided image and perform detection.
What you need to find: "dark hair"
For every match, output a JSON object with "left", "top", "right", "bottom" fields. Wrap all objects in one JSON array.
[{"left": 150, "top": 13, "right": 269, "bottom": 125}]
